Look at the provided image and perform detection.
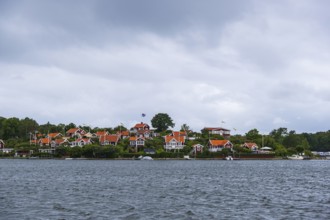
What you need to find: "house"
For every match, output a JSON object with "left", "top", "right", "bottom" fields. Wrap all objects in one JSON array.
[
  {"left": 192, "top": 144, "right": 204, "bottom": 154},
  {"left": 208, "top": 140, "right": 233, "bottom": 152},
  {"left": 117, "top": 130, "right": 130, "bottom": 139},
  {"left": 99, "top": 134, "right": 120, "bottom": 146},
  {"left": 38, "top": 138, "right": 51, "bottom": 147},
  {"left": 0, "top": 139, "right": 5, "bottom": 149},
  {"left": 66, "top": 128, "right": 86, "bottom": 138},
  {"left": 242, "top": 142, "right": 258, "bottom": 151},
  {"left": 71, "top": 138, "right": 92, "bottom": 147},
  {"left": 130, "top": 122, "right": 154, "bottom": 138},
  {"left": 47, "top": 132, "right": 63, "bottom": 139},
  {"left": 164, "top": 131, "right": 186, "bottom": 151},
  {"left": 129, "top": 136, "right": 145, "bottom": 149},
  {"left": 96, "top": 130, "right": 109, "bottom": 138},
  {"left": 52, "top": 138, "right": 70, "bottom": 147},
  {"left": 203, "top": 127, "right": 231, "bottom": 138}
]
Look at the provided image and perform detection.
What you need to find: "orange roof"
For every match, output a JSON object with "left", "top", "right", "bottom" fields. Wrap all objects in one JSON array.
[
  {"left": 66, "top": 128, "right": 79, "bottom": 133},
  {"left": 39, "top": 138, "right": 51, "bottom": 144},
  {"left": 209, "top": 140, "right": 230, "bottom": 146},
  {"left": 244, "top": 143, "right": 258, "bottom": 148},
  {"left": 48, "top": 133, "right": 62, "bottom": 138},
  {"left": 120, "top": 130, "right": 130, "bottom": 136},
  {"left": 100, "top": 135, "right": 120, "bottom": 143},
  {"left": 164, "top": 133, "right": 185, "bottom": 143},
  {"left": 96, "top": 131, "right": 108, "bottom": 137},
  {"left": 129, "top": 136, "right": 145, "bottom": 141},
  {"left": 134, "top": 123, "right": 149, "bottom": 128}
]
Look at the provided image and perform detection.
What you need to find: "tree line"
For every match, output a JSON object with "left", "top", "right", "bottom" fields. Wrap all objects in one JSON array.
[{"left": 1, "top": 115, "right": 330, "bottom": 155}]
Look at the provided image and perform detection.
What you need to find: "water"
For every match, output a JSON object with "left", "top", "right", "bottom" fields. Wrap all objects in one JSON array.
[{"left": 0, "top": 159, "right": 329, "bottom": 220}]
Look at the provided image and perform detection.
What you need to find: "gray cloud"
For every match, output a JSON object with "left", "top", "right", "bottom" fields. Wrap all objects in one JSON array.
[{"left": 1, "top": 0, "right": 330, "bottom": 134}]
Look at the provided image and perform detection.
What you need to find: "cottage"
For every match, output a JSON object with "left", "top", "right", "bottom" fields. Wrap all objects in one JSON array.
[
  {"left": 208, "top": 140, "right": 233, "bottom": 152},
  {"left": 130, "top": 122, "right": 154, "bottom": 138},
  {"left": 38, "top": 138, "right": 51, "bottom": 147},
  {"left": 164, "top": 131, "right": 186, "bottom": 151},
  {"left": 242, "top": 142, "right": 258, "bottom": 151},
  {"left": 203, "top": 127, "right": 231, "bottom": 138},
  {"left": 192, "top": 144, "right": 204, "bottom": 154},
  {"left": 47, "top": 132, "right": 63, "bottom": 139},
  {"left": 66, "top": 128, "right": 86, "bottom": 138},
  {"left": 129, "top": 136, "right": 145, "bottom": 148},
  {"left": 99, "top": 134, "right": 120, "bottom": 146},
  {"left": 71, "top": 138, "right": 92, "bottom": 147}
]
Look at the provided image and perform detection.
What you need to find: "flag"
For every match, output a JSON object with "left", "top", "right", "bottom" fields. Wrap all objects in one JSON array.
[{"left": 142, "top": 113, "right": 146, "bottom": 117}]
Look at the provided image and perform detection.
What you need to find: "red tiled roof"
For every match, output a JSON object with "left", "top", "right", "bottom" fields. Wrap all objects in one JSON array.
[
  {"left": 244, "top": 142, "right": 258, "bottom": 149},
  {"left": 209, "top": 140, "right": 230, "bottom": 146},
  {"left": 100, "top": 135, "right": 120, "bottom": 143},
  {"left": 96, "top": 131, "right": 108, "bottom": 137},
  {"left": 48, "top": 133, "right": 62, "bottom": 138},
  {"left": 66, "top": 128, "right": 79, "bottom": 133},
  {"left": 134, "top": 123, "right": 149, "bottom": 128},
  {"left": 39, "top": 138, "right": 51, "bottom": 144}
]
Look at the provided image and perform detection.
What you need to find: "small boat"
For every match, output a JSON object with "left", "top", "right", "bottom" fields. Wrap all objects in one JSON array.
[
  {"left": 225, "top": 156, "right": 233, "bottom": 160},
  {"left": 287, "top": 155, "right": 304, "bottom": 160},
  {"left": 183, "top": 155, "right": 191, "bottom": 160},
  {"left": 136, "top": 156, "right": 153, "bottom": 160}
]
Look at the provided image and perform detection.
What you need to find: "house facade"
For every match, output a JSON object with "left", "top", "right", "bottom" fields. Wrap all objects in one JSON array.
[
  {"left": 192, "top": 144, "right": 204, "bottom": 154},
  {"left": 242, "top": 142, "right": 258, "bottom": 151},
  {"left": 66, "top": 128, "right": 86, "bottom": 138},
  {"left": 99, "top": 134, "right": 120, "bottom": 146},
  {"left": 208, "top": 140, "right": 233, "bottom": 152},
  {"left": 203, "top": 127, "right": 231, "bottom": 139},
  {"left": 129, "top": 136, "right": 145, "bottom": 148},
  {"left": 164, "top": 131, "right": 187, "bottom": 151},
  {"left": 71, "top": 138, "right": 92, "bottom": 147},
  {"left": 130, "top": 122, "right": 154, "bottom": 138}
]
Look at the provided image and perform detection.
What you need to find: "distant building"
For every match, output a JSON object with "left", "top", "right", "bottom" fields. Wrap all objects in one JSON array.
[
  {"left": 203, "top": 127, "right": 231, "bottom": 138},
  {"left": 208, "top": 140, "right": 233, "bottom": 152}
]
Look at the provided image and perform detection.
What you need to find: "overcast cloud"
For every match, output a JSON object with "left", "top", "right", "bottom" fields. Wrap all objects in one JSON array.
[{"left": 1, "top": 0, "right": 330, "bottom": 134}]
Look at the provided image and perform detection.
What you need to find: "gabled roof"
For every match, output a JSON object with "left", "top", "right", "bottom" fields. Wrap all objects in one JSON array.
[
  {"left": 39, "top": 138, "right": 51, "bottom": 144},
  {"left": 164, "top": 131, "right": 185, "bottom": 143},
  {"left": 119, "top": 130, "right": 130, "bottom": 136},
  {"left": 48, "top": 132, "right": 63, "bottom": 138},
  {"left": 209, "top": 140, "right": 231, "bottom": 146},
  {"left": 54, "top": 138, "right": 69, "bottom": 145},
  {"left": 100, "top": 135, "right": 120, "bottom": 143},
  {"left": 73, "top": 138, "right": 91, "bottom": 143},
  {"left": 243, "top": 142, "right": 258, "bottom": 149},
  {"left": 134, "top": 122, "right": 149, "bottom": 128},
  {"left": 129, "top": 136, "right": 145, "bottom": 141},
  {"left": 96, "top": 131, "right": 108, "bottom": 137},
  {"left": 66, "top": 128, "right": 79, "bottom": 133}
]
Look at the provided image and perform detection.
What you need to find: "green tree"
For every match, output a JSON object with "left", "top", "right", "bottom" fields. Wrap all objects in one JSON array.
[
  {"left": 245, "top": 129, "right": 261, "bottom": 142},
  {"left": 2, "top": 117, "right": 20, "bottom": 140},
  {"left": 151, "top": 113, "right": 175, "bottom": 132}
]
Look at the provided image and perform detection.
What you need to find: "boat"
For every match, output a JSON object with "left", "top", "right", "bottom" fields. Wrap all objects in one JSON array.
[
  {"left": 183, "top": 155, "right": 191, "bottom": 160},
  {"left": 287, "top": 155, "right": 304, "bottom": 160},
  {"left": 225, "top": 156, "right": 233, "bottom": 160},
  {"left": 136, "top": 156, "right": 153, "bottom": 160}
]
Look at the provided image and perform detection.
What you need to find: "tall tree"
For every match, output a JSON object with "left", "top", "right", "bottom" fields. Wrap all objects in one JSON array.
[{"left": 151, "top": 113, "right": 175, "bottom": 132}]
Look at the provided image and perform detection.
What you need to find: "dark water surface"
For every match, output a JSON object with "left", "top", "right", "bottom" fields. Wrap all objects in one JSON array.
[{"left": 0, "top": 159, "right": 329, "bottom": 219}]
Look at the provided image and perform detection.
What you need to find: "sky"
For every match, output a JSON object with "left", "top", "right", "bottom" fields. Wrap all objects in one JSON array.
[{"left": 1, "top": 0, "right": 330, "bottom": 134}]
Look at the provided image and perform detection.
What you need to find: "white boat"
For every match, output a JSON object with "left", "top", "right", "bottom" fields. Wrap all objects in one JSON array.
[
  {"left": 225, "top": 156, "right": 233, "bottom": 160},
  {"left": 287, "top": 155, "right": 304, "bottom": 160},
  {"left": 183, "top": 155, "right": 191, "bottom": 160},
  {"left": 136, "top": 156, "right": 153, "bottom": 160}
]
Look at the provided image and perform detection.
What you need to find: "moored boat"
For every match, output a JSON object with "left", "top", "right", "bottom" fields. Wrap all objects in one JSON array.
[{"left": 287, "top": 155, "right": 304, "bottom": 160}]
